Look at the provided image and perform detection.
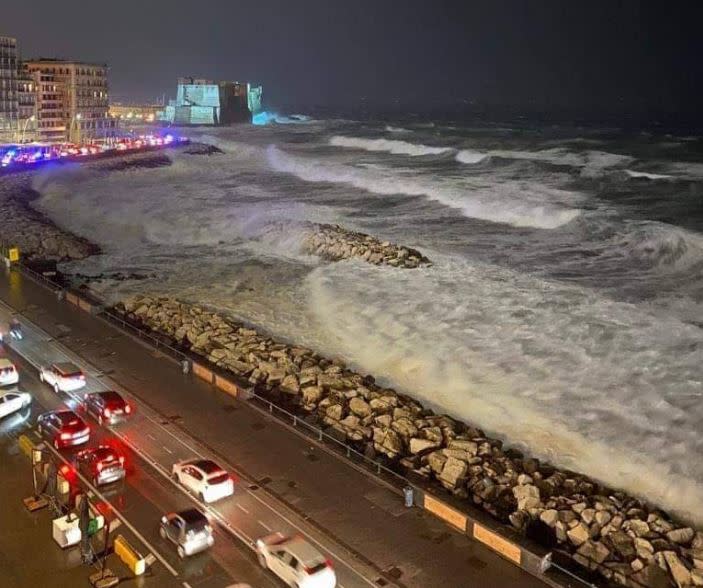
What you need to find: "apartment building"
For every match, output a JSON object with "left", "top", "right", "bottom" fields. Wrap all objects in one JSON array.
[
  {"left": 24, "top": 59, "right": 118, "bottom": 142},
  {"left": 0, "top": 36, "right": 18, "bottom": 143}
]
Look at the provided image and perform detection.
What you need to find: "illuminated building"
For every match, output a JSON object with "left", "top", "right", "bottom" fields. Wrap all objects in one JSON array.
[
  {"left": 23, "top": 59, "right": 119, "bottom": 142},
  {"left": 17, "top": 64, "right": 37, "bottom": 142},
  {"left": 0, "top": 36, "right": 19, "bottom": 143},
  {"left": 158, "top": 77, "right": 263, "bottom": 125},
  {"left": 109, "top": 103, "right": 160, "bottom": 123}
]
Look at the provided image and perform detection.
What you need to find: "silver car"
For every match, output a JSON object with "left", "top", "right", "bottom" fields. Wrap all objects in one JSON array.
[{"left": 159, "top": 508, "right": 214, "bottom": 558}]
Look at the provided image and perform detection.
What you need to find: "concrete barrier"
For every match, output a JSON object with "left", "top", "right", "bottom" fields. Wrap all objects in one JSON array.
[
  {"left": 423, "top": 493, "right": 469, "bottom": 533},
  {"left": 114, "top": 534, "right": 146, "bottom": 576},
  {"left": 78, "top": 298, "right": 93, "bottom": 313},
  {"left": 215, "top": 374, "right": 240, "bottom": 398},
  {"left": 473, "top": 522, "right": 521, "bottom": 565},
  {"left": 192, "top": 362, "right": 214, "bottom": 384},
  {"left": 18, "top": 434, "right": 37, "bottom": 459}
]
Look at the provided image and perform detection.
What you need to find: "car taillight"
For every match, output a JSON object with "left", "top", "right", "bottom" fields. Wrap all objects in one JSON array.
[
  {"left": 124, "top": 404, "right": 131, "bottom": 414},
  {"left": 118, "top": 456, "right": 125, "bottom": 466},
  {"left": 60, "top": 432, "right": 71, "bottom": 440},
  {"left": 59, "top": 464, "right": 71, "bottom": 476},
  {"left": 104, "top": 408, "right": 111, "bottom": 418},
  {"left": 96, "top": 461, "right": 103, "bottom": 472}
]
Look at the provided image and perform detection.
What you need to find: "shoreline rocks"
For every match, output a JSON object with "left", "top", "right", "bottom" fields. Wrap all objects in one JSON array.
[
  {"left": 301, "top": 223, "right": 431, "bottom": 268},
  {"left": 115, "top": 293, "right": 703, "bottom": 588},
  {"left": 0, "top": 175, "right": 98, "bottom": 261}
]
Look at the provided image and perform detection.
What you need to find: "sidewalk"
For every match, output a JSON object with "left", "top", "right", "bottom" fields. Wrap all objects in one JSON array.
[{"left": 0, "top": 268, "right": 550, "bottom": 588}]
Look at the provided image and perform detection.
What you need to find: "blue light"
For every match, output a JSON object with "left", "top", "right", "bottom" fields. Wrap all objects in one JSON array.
[{"left": 253, "top": 111, "right": 276, "bottom": 126}]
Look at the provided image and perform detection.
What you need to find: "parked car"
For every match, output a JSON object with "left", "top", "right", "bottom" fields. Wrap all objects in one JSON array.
[
  {"left": 159, "top": 508, "right": 214, "bottom": 558},
  {"left": 75, "top": 445, "right": 126, "bottom": 486},
  {"left": 0, "top": 358, "right": 19, "bottom": 386},
  {"left": 256, "top": 533, "right": 336, "bottom": 588},
  {"left": 83, "top": 390, "right": 132, "bottom": 425},
  {"left": 171, "top": 458, "right": 234, "bottom": 503},
  {"left": 39, "top": 362, "right": 86, "bottom": 393},
  {"left": 0, "top": 390, "right": 31, "bottom": 418},
  {"left": 37, "top": 410, "right": 90, "bottom": 449}
]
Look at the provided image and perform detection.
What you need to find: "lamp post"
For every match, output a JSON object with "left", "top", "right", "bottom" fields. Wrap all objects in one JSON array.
[
  {"left": 70, "top": 112, "right": 82, "bottom": 144},
  {"left": 21, "top": 115, "right": 35, "bottom": 144}
]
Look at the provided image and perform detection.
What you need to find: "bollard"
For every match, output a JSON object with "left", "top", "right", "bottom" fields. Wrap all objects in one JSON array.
[
  {"left": 403, "top": 486, "right": 414, "bottom": 508},
  {"left": 181, "top": 359, "right": 190, "bottom": 375}
]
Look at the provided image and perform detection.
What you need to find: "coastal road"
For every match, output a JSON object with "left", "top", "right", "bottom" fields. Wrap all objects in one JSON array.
[
  {"left": 1, "top": 345, "right": 279, "bottom": 588},
  {"left": 0, "top": 268, "right": 553, "bottom": 588}
]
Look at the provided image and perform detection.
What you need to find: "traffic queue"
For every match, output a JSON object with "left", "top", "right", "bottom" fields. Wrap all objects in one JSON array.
[{"left": 0, "top": 319, "right": 338, "bottom": 588}]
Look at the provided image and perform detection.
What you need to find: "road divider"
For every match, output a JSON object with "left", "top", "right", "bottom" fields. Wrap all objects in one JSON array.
[
  {"left": 192, "top": 361, "right": 214, "bottom": 384},
  {"left": 114, "top": 534, "right": 147, "bottom": 576},
  {"left": 18, "top": 433, "right": 37, "bottom": 458}
]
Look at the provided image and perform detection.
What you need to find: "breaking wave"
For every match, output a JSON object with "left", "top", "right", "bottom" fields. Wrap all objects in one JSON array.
[
  {"left": 267, "top": 146, "right": 581, "bottom": 229},
  {"left": 329, "top": 135, "right": 452, "bottom": 157},
  {"left": 455, "top": 149, "right": 488, "bottom": 164},
  {"left": 307, "top": 256, "right": 703, "bottom": 523},
  {"left": 490, "top": 147, "right": 634, "bottom": 172},
  {"left": 624, "top": 170, "right": 674, "bottom": 180}
]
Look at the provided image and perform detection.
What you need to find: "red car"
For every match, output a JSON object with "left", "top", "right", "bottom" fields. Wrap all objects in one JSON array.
[{"left": 37, "top": 410, "right": 90, "bottom": 449}]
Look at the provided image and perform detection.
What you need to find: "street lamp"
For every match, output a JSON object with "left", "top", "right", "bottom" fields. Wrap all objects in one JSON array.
[
  {"left": 70, "top": 112, "right": 82, "bottom": 144},
  {"left": 21, "top": 115, "right": 35, "bottom": 144}
]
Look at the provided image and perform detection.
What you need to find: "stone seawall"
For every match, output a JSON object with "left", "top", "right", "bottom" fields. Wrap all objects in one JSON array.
[
  {"left": 301, "top": 223, "right": 432, "bottom": 268},
  {"left": 0, "top": 175, "right": 97, "bottom": 260},
  {"left": 116, "top": 294, "right": 703, "bottom": 588}
]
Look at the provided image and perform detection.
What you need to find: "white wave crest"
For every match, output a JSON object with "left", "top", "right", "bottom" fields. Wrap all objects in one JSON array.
[
  {"left": 455, "top": 149, "right": 488, "bottom": 164},
  {"left": 307, "top": 256, "right": 703, "bottom": 524},
  {"left": 267, "top": 146, "right": 581, "bottom": 229},
  {"left": 490, "top": 147, "right": 633, "bottom": 171},
  {"left": 385, "top": 125, "right": 409, "bottom": 133},
  {"left": 329, "top": 135, "right": 452, "bottom": 157},
  {"left": 624, "top": 170, "right": 673, "bottom": 180}
]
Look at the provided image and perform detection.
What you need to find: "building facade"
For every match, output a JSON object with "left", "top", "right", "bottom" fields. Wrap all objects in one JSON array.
[
  {"left": 108, "top": 103, "right": 159, "bottom": 123},
  {"left": 23, "top": 59, "right": 118, "bottom": 142},
  {"left": 158, "top": 77, "right": 262, "bottom": 125},
  {"left": 0, "top": 36, "right": 19, "bottom": 143},
  {"left": 17, "top": 65, "right": 37, "bottom": 141}
]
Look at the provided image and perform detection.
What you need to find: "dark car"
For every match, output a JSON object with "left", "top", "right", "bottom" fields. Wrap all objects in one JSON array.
[
  {"left": 159, "top": 508, "right": 214, "bottom": 558},
  {"left": 37, "top": 410, "right": 90, "bottom": 449},
  {"left": 83, "top": 390, "right": 132, "bottom": 425},
  {"left": 75, "top": 445, "right": 126, "bottom": 486}
]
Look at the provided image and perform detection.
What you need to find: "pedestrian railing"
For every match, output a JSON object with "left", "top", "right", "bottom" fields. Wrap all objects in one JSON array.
[{"left": 10, "top": 262, "right": 644, "bottom": 588}]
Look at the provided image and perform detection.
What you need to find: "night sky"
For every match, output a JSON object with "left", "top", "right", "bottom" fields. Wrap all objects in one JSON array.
[{"left": 4, "top": 0, "right": 702, "bottom": 116}]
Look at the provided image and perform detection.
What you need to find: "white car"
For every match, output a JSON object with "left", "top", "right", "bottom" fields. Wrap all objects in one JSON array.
[
  {"left": 256, "top": 533, "right": 336, "bottom": 588},
  {"left": 39, "top": 362, "right": 86, "bottom": 393},
  {"left": 171, "top": 459, "right": 234, "bottom": 503},
  {"left": 0, "top": 358, "right": 19, "bottom": 386},
  {"left": 0, "top": 390, "right": 31, "bottom": 418}
]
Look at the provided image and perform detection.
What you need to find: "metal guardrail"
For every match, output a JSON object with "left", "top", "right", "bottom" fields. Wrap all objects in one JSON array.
[{"left": 9, "top": 262, "right": 648, "bottom": 588}]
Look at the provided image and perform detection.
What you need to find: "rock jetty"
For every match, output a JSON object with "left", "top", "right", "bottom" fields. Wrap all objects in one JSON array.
[
  {"left": 0, "top": 176, "right": 96, "bottom": 260},
  {"left": 116, "top": 294, "right": 703, "bottom": 588},
  {"left": 301, "top": 223, "right": 431, "bottom": 268}
]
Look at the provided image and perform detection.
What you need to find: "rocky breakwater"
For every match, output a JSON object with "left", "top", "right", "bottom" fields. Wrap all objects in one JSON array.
[
  {"left": 0, "top": 175, "right": 96, "bottom": 260},
  {"left": 301, "top": 223, "right": 431, "bottom": 268},
  {"left": 116, "top": 294, "right": 703, "bottom": 588}
]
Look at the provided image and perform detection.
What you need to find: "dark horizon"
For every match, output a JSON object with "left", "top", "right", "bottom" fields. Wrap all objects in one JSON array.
[{"left": 4, "top": 0, "right": 703, "bottom": 122}]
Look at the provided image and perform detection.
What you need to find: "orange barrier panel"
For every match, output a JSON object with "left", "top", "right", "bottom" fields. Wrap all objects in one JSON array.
[
  {"left": 192, "top": 362, "right": 214, "bottom": 384},
  {"left": 473, "top": 523, "right": 522, "bottom": 565},
  {"left": 78, "top": 298, "right": 92, "bottom": 313},
  {"left": 66, "top": 293, "right": 79, "bottom": 305},
  {"left": 215, "top": 375, "right": 239, "bottom": 398},
  {"left": 423, "top": 494, "right": 468, "bottom": 532}
]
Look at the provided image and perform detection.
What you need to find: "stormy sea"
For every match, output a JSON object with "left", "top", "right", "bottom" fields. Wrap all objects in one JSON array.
[{"left": 29, "top": 116, "right": 703, "bottom": 522}]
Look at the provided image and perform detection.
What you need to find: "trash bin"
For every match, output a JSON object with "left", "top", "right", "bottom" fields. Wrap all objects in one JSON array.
[{"left": 403, "top": 486, "right": 414, "bottom": 508}]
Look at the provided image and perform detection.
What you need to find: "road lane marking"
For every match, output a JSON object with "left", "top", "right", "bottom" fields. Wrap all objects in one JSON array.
[
  {"left": 147, "top": 434, "right": 156, "bottom": 440},
  {"left": 2, "top": 304, "right": 385, "bottom": 588},
  {"left": 182, "top": 583, "right": 192, "bottom": 588},
  {"left": 258, "top": 520, "right": 272, "bottom": 531},
  {"left": 163, "top": 446, "right": 173, "bottom": 454},
  {"left": 43, "top": 442, "right": 180, "bottom": 578},
  {"left": 236, "top": 503, "right": 250, "bottom": 514}
]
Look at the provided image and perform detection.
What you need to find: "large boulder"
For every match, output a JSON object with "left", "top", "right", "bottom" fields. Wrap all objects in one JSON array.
[
  {"left": 438, "top": 457, "right": 467, "bottom": 490},
  {"left": 409, "top": 438, "right": 439, "bottom": 454},
  {"left": 512, "top": 484, "right": 541, "bottom": 511},
  {"left": 663, "top": 551, "right": 692, "bottom": 588},
  {"left": 567, "top": 522, "right": 591, "bottom": 547},
  {"left": 349, "top": 397, "right": 372, "bottom": 418}
]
